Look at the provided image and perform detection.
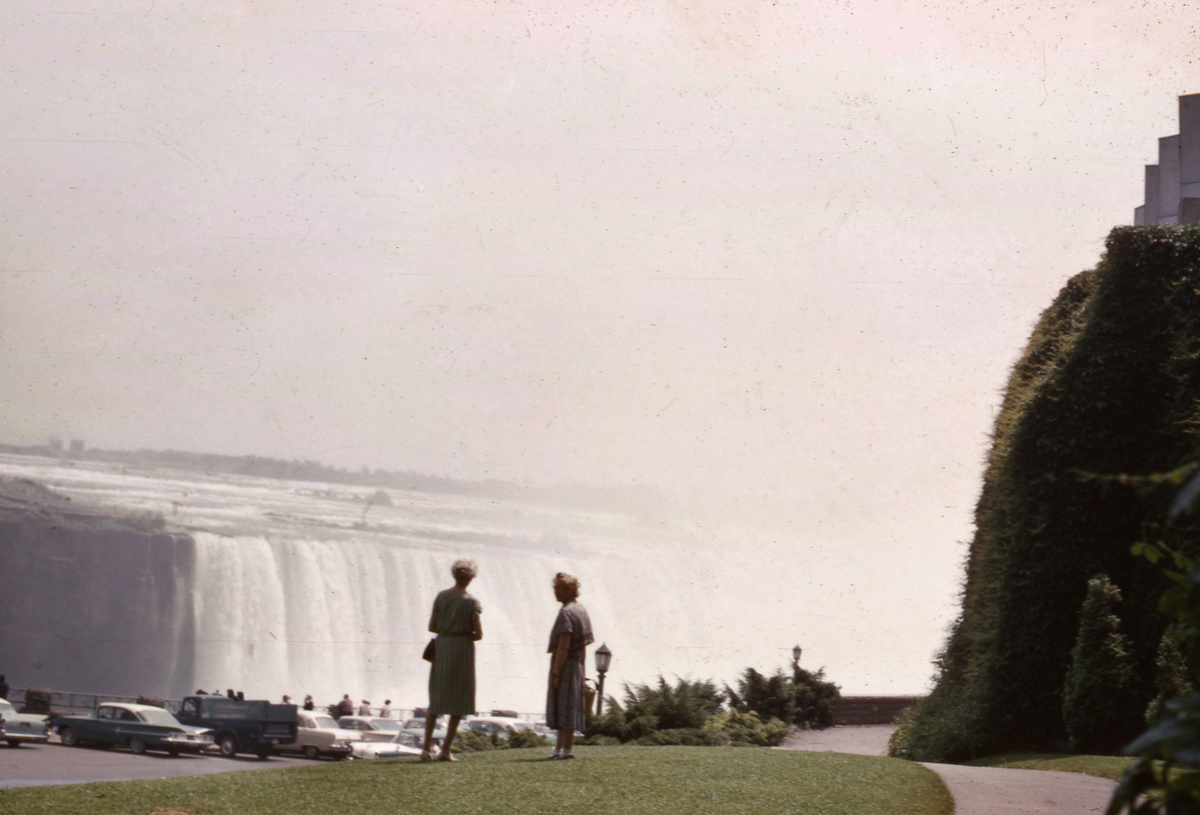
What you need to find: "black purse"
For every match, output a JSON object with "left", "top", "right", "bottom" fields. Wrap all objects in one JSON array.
[{"left": 422, "top": 638, "right": 436, "bottom": 662}]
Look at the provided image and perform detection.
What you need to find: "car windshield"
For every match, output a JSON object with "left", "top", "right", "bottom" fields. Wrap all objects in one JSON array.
[
  {"left": 371, "top": 719, "right": 401, "bottom": 731},
  {"left": 138, "top": 708, "right": 182, "bottom": 727},
  {"left": 312, "top": 716, "right": 339, "bottom": 729}
]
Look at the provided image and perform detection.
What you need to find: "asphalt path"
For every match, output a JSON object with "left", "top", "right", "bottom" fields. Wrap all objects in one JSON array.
[
  {"left": 780, "top": 725, "right": 1119, "bottom": 815},
  {"left": 0, "top": 734, "right": 319, "bottom": 789}
]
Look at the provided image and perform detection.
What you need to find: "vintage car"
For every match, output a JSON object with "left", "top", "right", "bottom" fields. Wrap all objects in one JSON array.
[
  {"left": 335, "top": 716, "right": 403, "bottom": 743},
  {"left": 463, "top": 715, "right": 538, "bottom": 738},
  {"left": 274, "top": 712, "right": 362, "bottom": 760},
  {"left": 0, "top": 698, "right": 51, "bottom": 747},
  {"left": 349, "top": 730, "right": 424, "bottom": 759},
  {"left": 401, "top": 717, "right": 448, "bottom": 750},
  {"left": 55, "top": 703, "right": 214, "bottom": 756}
]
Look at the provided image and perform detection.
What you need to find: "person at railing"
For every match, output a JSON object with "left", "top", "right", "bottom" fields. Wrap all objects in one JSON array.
[{"left": 0, "top": 674, "right": 8, "bottom": 700}]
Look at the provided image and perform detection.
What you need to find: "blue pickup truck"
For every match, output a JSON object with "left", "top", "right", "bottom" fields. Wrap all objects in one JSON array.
[{"left": 175, "top": 695, "right": 297, "bottom": 759}]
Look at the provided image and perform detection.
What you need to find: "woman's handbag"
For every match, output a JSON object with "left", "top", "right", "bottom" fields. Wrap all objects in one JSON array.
[{"left": 422, "top": 638, "right": 436, "bottom": 662}]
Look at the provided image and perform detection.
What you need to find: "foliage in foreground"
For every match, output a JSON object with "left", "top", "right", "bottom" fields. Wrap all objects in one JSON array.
[{"left": 0, "top": 746, "right": 953, "bottom": 815}]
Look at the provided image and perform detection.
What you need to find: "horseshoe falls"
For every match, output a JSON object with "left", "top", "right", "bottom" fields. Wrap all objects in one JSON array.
[{"left": 0, "top": 453, "right": 945, "bottom": 712}]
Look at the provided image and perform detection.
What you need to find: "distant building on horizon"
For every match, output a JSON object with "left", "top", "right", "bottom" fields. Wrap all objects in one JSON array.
[{"left": 1135, "top": 93, "right": 1200, "bottom": 225}]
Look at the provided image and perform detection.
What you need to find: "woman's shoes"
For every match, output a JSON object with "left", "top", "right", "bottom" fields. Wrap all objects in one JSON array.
[
  {"left": 420, "top": 749, "right": 434, "bottom": 762},
  {"left": 437, "top": 750, "right": 458, "bottom": 762}
]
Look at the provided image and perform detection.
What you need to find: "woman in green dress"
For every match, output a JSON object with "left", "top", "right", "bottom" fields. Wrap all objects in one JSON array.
[{"left": 423, "top": 559, "right": 483, "bottom": 761}]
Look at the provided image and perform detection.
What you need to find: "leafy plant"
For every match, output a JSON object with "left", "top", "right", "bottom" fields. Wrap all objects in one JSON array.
[{"left": 1107, "top": 460, "right": 1200, "bottom": 815}]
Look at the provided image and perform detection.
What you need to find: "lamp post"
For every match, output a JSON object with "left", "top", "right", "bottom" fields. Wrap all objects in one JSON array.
[
  {"left": 793, "top": 644, "right": 802, "bottom": 666},
  {"left": 594, "top": 643, "right": 612, "bottom": 717}
]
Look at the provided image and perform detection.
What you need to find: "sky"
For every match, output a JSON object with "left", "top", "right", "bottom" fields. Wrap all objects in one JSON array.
[{"left": 2, "top": 0, "right": 1197, "bottom": 690}]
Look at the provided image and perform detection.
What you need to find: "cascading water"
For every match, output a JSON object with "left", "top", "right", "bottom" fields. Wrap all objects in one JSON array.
[{"left": 1, "top": 452, "right": 947, "bottom": 711}]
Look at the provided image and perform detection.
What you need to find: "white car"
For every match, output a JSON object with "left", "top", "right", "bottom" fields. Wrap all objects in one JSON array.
[
  {"left": 336, "top": 716, "right": 403, "bottom": 743},
  {"left": 350, "top": 730, "right": 424, "bottom": 759},
  {"left": 464, "top": 716, "right": 538, "bottom": 737},
  {"left": 275, "top": 712, "right": 362, "bottom": 760},
  {"left": 402, "top": 717, "right": 448, "bottom": 749},
  {"left": 0, "top": 699, "right": 51, "bottom": 746}
]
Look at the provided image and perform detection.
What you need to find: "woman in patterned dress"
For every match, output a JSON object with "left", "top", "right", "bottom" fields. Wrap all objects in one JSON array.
[
  {"left": 424, "top": 559, "right": 483, "bottom": 761},
  {"left": 546, "top": 572, "right": 593, "bottom": 760}
]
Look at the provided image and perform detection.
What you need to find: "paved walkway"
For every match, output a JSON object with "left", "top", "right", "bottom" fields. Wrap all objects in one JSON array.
[{"left": 780, "top": 726, "right": 1118, "bottom": 815}]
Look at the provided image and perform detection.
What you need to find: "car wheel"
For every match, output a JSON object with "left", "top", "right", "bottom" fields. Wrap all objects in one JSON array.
[
  {"left": 6, "top": 740, "right": 20, "bottom": 748},
  {"left": 59, "top": 727, "right": 79, "bottom": 747},
  {"left": 218, "top": 735, "right": 238, "bottom": 758},
  {"left": 302, "top": 745, "right": 320, "bottom": 760},
  {"left": 167, "top": 747, "right": 181, "bottom": 757},
  {"left": 254, "top": 746, "right": 273, "bottom": 760},
  {"left": 129, "top": 737, "right": 148, "bottom": 755}
]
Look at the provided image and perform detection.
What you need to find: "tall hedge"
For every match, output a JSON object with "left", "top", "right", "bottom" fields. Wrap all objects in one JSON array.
[{"left": 891, "top": 226, "right": 1200, "bottom": 761}]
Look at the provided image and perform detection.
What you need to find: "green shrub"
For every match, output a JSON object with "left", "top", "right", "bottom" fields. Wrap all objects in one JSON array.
[
  {"left": 587, "top": 676, "right": 722, "bottom": 743},
  {"left": 726, "top": 665, "right": 840, "bottom": 730},
  {"left": 453, "top": 729, "right": 499, "bottom": 752},
  {"left": 1061, "top": 574, "right": 1138, "bottom": 753},
  {"left": 506, "top": 728, "right": 550, "bottom": 749},
  {"left": 1145, "top": 625, "right": 1193, "bottom": 724},
  {"left": 631, "top": 728, "right": 712, "bottom": 746},
  {"left": 702, "top": 709, "right": 791, "bottom": 747}
]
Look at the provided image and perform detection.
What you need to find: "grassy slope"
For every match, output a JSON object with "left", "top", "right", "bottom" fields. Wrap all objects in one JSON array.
[
  {"left": 965, "top": 752, "right": 1134, "bottom": 782},
  {"left": 0, "top": 748, "right": 953, "bottom": 815}
]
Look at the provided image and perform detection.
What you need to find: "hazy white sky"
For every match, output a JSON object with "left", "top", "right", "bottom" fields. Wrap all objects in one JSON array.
[{"left": 1, "top": 3, "right": 1193, "bottom": 589}]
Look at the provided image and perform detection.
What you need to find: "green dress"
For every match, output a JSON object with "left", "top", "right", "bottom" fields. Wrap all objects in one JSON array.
[{"left": 428, "top": 589, "right": 482, "bottom": 716}]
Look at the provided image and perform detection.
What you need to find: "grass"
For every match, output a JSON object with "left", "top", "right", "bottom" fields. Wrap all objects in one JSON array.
[
  {"left": 965, "top": 751, "right": 1136, "bottom": 781},
  {"left": 0, "top": 746, "right": 952, "bottom": 815}
]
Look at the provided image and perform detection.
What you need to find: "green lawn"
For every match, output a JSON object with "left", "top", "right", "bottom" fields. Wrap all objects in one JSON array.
[
  {"left": 0, "top": 747, "right": 952, "bottom": 815},
  {"left": 965, "top": 752, "right": 1135, "bottom": 781}
]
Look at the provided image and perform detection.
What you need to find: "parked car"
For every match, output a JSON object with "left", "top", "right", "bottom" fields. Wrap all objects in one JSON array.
[
  {"left": 0, "top": 698, "right": 51, "bottom": 747},
  {"left": 402, "top": 717, "right": 447, "bottom": 749},
  {"left": 55, "top": 703, "right": 214, "bottom": 756},
  {"left": 335, "top": 716, "right": 403, "bottom": 743},
  {"left": 464, "top": 716, "right": 537, "bottom": 738},
  {"left": 175, "top": 695, "right": 297, "bottom": 759},
  {"left": 275, "top": 712, "right": 362, "bottom": 760},
  {"left": 350, "top": 730, "right": 424, "bottom": 759}
]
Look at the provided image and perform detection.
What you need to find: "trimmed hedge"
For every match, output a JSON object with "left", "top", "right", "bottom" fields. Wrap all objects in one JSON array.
[{"left": 892, "top": 226, "right": 1200, "bottom": 761}]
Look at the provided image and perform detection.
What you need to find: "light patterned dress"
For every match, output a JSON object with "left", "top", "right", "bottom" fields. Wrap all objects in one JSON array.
[
  {"left": 546, "top": 600, "right": 594, "bottom": 732},
  {"left": 428, "top": 589, "right": 482, "bottom": 716}
]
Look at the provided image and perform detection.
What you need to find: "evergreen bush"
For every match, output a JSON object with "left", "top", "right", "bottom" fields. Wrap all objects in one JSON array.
[{"left": 1061, "top": 574, "right": 1137, "bottom": 753}]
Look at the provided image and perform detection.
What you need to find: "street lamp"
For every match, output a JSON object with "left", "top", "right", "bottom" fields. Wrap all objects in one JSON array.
[
  {"left": 594, "top": 643, "right": 612, "bottom": 716},
  {"left": 793, "top": 644, "right": 802, "bottom": 666}
]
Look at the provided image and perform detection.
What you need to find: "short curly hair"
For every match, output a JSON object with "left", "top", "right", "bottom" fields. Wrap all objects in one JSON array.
[
  {"left": 554, "top": 572, "right": 580, "bottom": 601},
  {"left": 451, "top": 559, "right": 478, "bottom": 584}
]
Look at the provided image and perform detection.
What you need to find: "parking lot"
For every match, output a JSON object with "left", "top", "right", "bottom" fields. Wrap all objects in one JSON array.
[{"left": 0, "top": 733, "right": 317, "bottom": 789}]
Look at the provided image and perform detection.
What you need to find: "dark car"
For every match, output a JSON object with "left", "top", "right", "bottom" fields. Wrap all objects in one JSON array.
[{"left": 55, "top": 703, "right": 214, "bottom": 756}]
